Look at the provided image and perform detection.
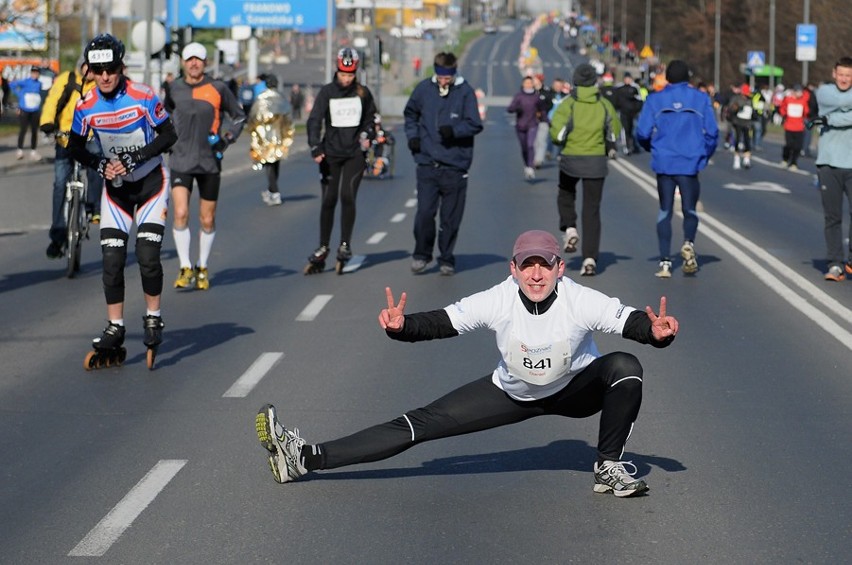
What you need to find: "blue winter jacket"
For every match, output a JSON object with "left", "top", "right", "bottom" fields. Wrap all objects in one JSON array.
[
  {"left": 636, "top": 82, "right": 718, "bottom": 175},
  {"left": 11, "top": 77, "right": 43, "bottom": 113},
  {"left": 403, "top": 75, "right": 483, "bottom": 171}
]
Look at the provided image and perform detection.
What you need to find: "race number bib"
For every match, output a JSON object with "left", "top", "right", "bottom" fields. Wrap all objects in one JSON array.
[
  {"left": 786, "top": 103, "right": 804, "bottom": 118},
  {"left": 100, "top": 130, "right": 146, "bottom": 159},
  {"left": 505, "top": 337, "right": 571, "bottom": 385},
  {"left": 329, "top": 97, "right": 362, "bottom": 128},
  {"left": 23, "top": 93, "right": 41, "bottom": 109},
  {"left": 736, "top": 105, "right": 753, "bottom": 120}
]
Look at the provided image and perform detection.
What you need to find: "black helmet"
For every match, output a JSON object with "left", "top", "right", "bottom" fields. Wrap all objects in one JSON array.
[
  {"left": 264, "top": 74, "right": 278, "bottom": 89},
  {"left": 85, "top": 34, "right": 125, "bottom": 73},
  {"left": 337, "top": 47, "right": 359, "bottom": 73}
]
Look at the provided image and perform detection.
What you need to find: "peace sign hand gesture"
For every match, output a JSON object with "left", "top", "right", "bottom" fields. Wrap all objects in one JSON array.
[
  {"left": 378, "top": 287, "right": 407, "bottom": 332},
  {"left": 645, "top": 296, "right": 679, "bottom": 341}
]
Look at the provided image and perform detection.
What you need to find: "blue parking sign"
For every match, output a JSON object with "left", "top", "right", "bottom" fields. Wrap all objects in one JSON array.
[{"left": 796, "top": 23, "right": 817, "bottom": 62}]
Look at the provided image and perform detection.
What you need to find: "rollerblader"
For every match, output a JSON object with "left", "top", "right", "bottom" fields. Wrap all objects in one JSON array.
[
  {"left": 304, "top": 245, "right": 330, "bottom": 275},
  {"left": 143, "top": 314, "right": 164, "bottom": 369},
  {"left": 84, "top": 322, "right": 127, "bottom": 370},
  {"left": 335, "top": 242, "right": 352, "bottom": 274},
  {"left": 68, "top": 34, "right": 177, "bottom": 370},
  {"left": 305, "top": 47, "right": 377, "bottom": 276}
]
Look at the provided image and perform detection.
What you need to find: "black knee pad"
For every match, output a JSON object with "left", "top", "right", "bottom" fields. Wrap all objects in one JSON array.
[
  {"left": 100, "top": 228, "right": 128, "bottom": 304},
  {"left": 608, "top": 352, "right": 643, "bottom": 385},
  {"left": 136, "top": 223, "right": 164, "bottom": 296}
]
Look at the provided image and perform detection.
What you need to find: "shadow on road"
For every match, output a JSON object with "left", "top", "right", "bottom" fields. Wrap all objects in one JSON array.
[
  {"left": 124, "top": 321, "right": 254, "bottom": 369},
  {"left": 310, "top": 439, "right": 686, "bottom": 481}
]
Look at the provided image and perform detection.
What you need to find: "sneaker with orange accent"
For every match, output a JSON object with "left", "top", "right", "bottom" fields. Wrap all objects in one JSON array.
[
  {"left": 824, "top": 265, "right": 846, "bottom": 282},
  {"left": 846, "top": 261, "right": 852, "bottom": 276}
]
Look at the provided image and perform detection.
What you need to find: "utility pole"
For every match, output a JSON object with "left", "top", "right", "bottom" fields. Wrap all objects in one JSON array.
[
  {"left": 802, "top": 0, "right": 810, "bottom": 84},
  {"left": 714, "top": 0, "right": 720, "bottom": 91},
  {"left": 644, "top": 0, "right": 651, "bottom": 52},
  {"left": 768, "top": 0, "right": 776, "bottom": 89}
]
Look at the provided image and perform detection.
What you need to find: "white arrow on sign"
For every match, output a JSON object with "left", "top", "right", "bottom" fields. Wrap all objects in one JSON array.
[
  {"left": 723, "top": 181, "right": 790, "bottom": 194},
  {"left": 192, "top": 0, "right": 217, "bottom": 24}
]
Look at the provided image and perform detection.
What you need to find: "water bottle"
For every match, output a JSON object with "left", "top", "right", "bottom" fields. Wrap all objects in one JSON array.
[
  {"left": 208, "top": 133, "right": 223, "bottom": 160},
  {"left": 112, "top": 175, "right": 123, "bottom": 188}
]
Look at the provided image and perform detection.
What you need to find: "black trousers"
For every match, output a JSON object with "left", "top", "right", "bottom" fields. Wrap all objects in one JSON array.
[
  {"left": 316, "top": 352, "right": 643, "bottom": 470},
  {"left": 318, "top": 155, "right": 365, "bottom": 246},
  {"left": 557, "top": 172, "right": 605, "bottom": 261}
]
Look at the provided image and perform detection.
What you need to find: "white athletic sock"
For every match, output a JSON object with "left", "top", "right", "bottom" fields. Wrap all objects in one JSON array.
[
  {"left": 110, "top": 319, "right": 124, "bottom": 326},
  {"left": 172, "top": 226, "right": 192, "bottom": 269},
  {"left": 146, "top": 310, "right": 161, "bottom": 317},
  {"left": 198, "top": 229, "right": 216, "bottom": 268}
]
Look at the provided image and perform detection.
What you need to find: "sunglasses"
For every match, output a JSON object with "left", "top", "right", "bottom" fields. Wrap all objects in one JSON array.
[{"left": 90, "top": 64, "right": 122, "bottom": 76}]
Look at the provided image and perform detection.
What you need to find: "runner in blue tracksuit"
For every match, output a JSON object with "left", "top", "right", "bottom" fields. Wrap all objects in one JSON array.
[
  {"left": 635, "top": 60, "right": 718, "bottom": 278},
  {"left": 403, "top": 52, "right": 483, "bottom": 276}
]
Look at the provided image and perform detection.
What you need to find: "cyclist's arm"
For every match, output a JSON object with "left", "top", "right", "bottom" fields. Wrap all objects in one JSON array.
[
  {"left": 134, "top": 118, "right": 178, "bottom": 161},
  {"left": 67, "top": 131, "right": 102, "bottom": 169}
]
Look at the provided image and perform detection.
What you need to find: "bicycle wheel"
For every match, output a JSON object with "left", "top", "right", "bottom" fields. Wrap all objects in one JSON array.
[{"left": 65, "top": 189, "right": 81, "bottom": 278}]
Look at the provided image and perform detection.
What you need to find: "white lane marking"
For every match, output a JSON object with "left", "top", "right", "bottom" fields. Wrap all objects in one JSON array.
[
  {"left": 613, "top": 159, "right": 852, "bottom": 352},
  {"left": 367, "top": 232, "right": 387, "bottom": 244},
  {"left": 296, "top": 294, "right": 333, "bottom": 321},
  {"left": 69, "top": 460, "right": 187, "bottom": 557},
  {"left": 390, "top": 213, "right": 406, "bottom": 223},
  {"left": 405, "top": 198, "right": 417, "bottom": 208},
  {"left": 223, "top": 352, "right": 284, "bottom": 398},
  {"left": 342, "top": 254, "right": 366, "bottom": 273}
]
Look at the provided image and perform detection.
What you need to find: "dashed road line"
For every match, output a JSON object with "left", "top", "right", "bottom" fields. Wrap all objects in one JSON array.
[
  {"left": 69, "top": 459, "right": 187, "bottom": 557},
  {"left": 296, "top": 294, "right": 333, "bottom": 321},
  {"left": 367, "top": 232, "right": 387, "bottom": 244},
  {"left": 391, "top": 213, "right": 406, "bottom": 223},
  {"left": 223, "top": 352, "right": 284, "bottom": 398}
]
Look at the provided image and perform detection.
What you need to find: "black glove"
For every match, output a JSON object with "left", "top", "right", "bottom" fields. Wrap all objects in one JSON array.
[
  {"left": 407, "top": 137, "right": 421, "bottom": 154},
  {"left": 211, "top": 136, "right": 229, "bottom": 154},
  {"left": 40, "top": 123, "right": 56, "bottom": 135},
  {"left": 310, "top": 145, "right": 324, "bottom": 159},
  {"left": 95, "top": 158, "right": 110, "bottom": 178},
  {"left": 117, "top": 150, "right": 143, "bottom": 173},
  {"left": 806, "top": 116, "right": 826, "bottom": 130},
  {"left": 439, "top": 125, "right": 454, "bottom": 141}
]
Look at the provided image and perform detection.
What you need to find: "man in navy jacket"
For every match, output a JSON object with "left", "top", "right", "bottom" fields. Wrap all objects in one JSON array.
[{"left": 404, "top": 52, "right": 483, "bottom": 276}]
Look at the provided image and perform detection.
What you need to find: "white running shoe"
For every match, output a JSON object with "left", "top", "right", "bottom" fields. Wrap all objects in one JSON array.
[
  {"left": 733, "top": 155, "right": 741, "bottom": 170},
  {"left": 593, "top": 460, "right": 649, "bottom": 497},
  {"left": 563, "top": 227, "right": 579, "bottom": 253},
  {"left": 681, "top": 241, "right": 699, "bottom": 274},
  {"left": 655, "top": 260, "right": 672, "bottom": 278},
  {"left": 255, "top": 404, "right": 308, "bottom": 484}
]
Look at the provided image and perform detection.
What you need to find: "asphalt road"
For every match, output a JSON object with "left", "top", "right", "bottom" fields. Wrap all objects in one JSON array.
[{"left": 0, "top": 21, "right": 850, "bottom": 564}]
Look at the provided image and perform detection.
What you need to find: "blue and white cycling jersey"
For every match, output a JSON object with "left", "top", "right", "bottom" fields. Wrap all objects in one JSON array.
[{"left": 72, "top": 78, "right": 169, "bottom": 182}]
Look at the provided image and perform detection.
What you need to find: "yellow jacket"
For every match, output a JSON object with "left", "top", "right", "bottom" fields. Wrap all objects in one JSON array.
[{"left": 39, "top": 69, "right": 96, "bottom": 147}]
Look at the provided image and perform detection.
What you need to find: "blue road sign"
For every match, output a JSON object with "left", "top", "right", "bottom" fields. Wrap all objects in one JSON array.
[
  {"left": 796, "top": 24, "right": 817, "bottom": 47},
  {"left": 171, "top": 0, "right": 329, "bottom": 32},
  {"left": 746, "top": 51, "right": 765, "bottom": 69},
  {"left": 796, "top": 23, "right": 817, "bottom": 62}
]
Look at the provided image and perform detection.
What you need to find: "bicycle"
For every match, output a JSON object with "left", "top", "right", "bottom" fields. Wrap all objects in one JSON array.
[{"left": 63, "top": 159, "right": 89, "bottom": 278}]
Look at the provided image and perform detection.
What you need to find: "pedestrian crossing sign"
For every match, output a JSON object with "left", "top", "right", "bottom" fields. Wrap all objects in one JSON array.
[{"left": 747, "top": 51, "right": 765, "bottom": 69}]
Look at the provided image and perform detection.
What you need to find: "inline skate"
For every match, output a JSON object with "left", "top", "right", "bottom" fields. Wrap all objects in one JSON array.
[
  {"left": 84, "top": 322, "right": 127, "bottom": 370},
  {"left": 143, "top": 314, "right": 164, "bottom": 370},
  {"left": 303, "top": 245, "right": 329, "bottom": 275},
  {"left": 335, "top": 242, "right": 352, "bottom": 274}
]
